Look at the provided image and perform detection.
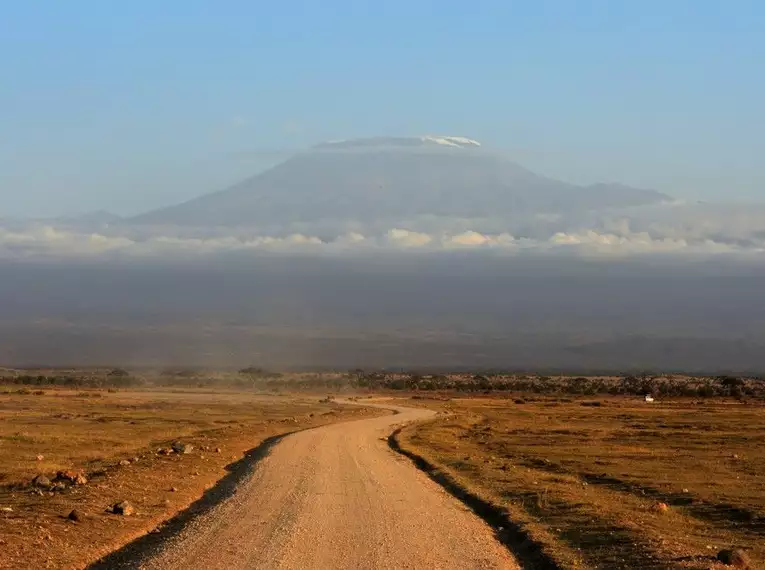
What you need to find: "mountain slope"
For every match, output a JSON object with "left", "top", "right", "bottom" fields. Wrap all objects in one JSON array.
[{"left": 132, "top": 136, "right": 670, "bottom": 227}]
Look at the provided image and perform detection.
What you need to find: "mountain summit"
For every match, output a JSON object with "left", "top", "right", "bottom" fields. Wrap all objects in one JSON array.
[
  {"left": 132, "top": 136, "right": 670, "bottom": 228},
  {"left": 314, "top": 135, "right": 482, "bottom": 150}
]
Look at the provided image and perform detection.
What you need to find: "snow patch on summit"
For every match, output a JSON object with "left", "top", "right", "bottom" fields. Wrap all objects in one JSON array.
[
  {"left": 420, "top": 135, "right": 481, "bottom": 148},
  {"left": 313, "top": 136, "right": 481, "bottom": 150}
]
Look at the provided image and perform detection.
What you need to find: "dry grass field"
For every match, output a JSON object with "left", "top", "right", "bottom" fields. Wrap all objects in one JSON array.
[
  {"left": 0, "top": 386, "right": 380, "bottom": 570},
  {"left": 4, "top": 372, "right": 763, "bottom": 570},
  {"left": 395, "top": 395, "right": 765, "bottom": 569}
]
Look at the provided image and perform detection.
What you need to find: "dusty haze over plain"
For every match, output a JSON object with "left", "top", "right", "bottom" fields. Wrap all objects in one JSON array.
[{"left": 1, "top": 254, "right": 764, "bottom": 373}]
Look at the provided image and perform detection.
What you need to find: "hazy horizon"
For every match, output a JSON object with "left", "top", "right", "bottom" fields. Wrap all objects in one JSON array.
[{"left": 0, "top": 254, "right": 763, "bottom": 373}]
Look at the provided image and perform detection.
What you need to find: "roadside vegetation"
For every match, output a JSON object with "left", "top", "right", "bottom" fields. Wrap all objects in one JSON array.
[
  {"left": 352, "top": 371, "right": 764, "bottom": 399},
  {"left": 3, "top": 367, "right": 763, "bottom": 399}
]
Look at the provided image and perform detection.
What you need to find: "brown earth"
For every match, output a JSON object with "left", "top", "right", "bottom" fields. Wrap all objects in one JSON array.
[
  {"left": 0, "top": 388, "right": 381, "bottom": 570},
  {"left": 395, "top": 395, "right": 765, "bottom": 569}
]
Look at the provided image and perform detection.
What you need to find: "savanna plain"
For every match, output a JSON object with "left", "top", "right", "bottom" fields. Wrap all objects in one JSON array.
[{"left": 1, "top": 369, "right": 763, "bottom": 570}]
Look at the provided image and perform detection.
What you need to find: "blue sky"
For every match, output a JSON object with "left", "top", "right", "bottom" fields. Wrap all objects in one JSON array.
[{"left": 1, "top": 1, "right": 763, "bottom": 217}]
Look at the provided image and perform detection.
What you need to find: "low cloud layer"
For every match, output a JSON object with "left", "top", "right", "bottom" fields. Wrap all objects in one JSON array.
[{"left": 2, "top": 200, "right": 765, "bottom": 261}]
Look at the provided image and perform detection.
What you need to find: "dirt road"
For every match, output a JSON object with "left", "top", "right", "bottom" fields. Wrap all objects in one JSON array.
[{"left": 126, "top": 401, "right": 518, "bottom": 569}]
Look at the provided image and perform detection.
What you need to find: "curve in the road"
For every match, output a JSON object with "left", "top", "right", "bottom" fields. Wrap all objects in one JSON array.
[{"left": 101, "top": 400, "right": 519, "bottom": 570}]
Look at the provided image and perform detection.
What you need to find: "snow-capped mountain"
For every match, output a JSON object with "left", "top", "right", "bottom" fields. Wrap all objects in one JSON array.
[{"left": 131, "top": 136, "right": 670, "bottom": 228}]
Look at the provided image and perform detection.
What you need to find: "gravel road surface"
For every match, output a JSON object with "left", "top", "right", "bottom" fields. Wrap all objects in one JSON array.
[{"left": 134, "top": 401, "right": 519, "bottom": 569}]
